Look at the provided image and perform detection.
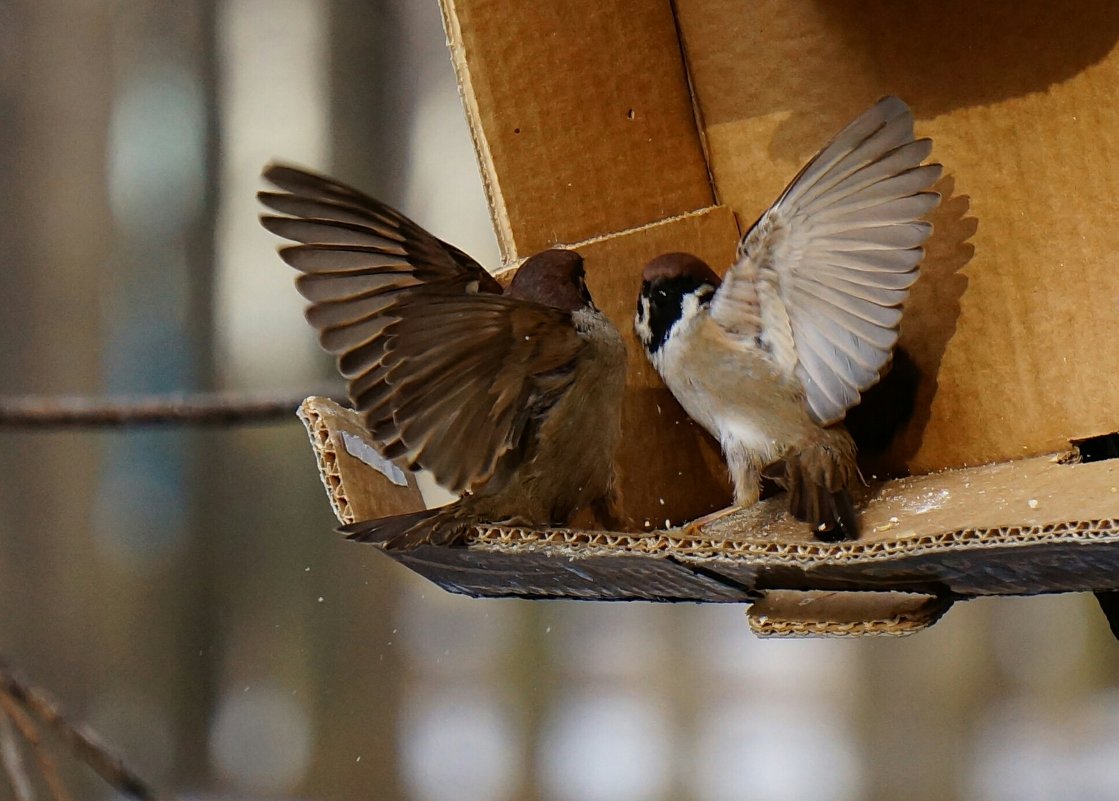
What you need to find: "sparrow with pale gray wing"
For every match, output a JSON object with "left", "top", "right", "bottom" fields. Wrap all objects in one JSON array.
[
  {"left": 259, "top": 164, "right": 627, "bottom": 549},
  {"left": 635, "top": 97, "right": 941, "bottom": 541}
]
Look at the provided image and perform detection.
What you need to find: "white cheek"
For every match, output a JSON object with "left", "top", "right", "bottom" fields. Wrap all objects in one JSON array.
[
  {"left": 633, "top": 296, "right": 653, "bottom": 346},
  {"left": 679, "top": 290, "right": 708, "bottom": 322}
]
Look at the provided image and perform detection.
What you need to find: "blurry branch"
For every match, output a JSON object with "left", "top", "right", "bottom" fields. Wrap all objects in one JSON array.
[
  {"left": 0, "top": 391, "right": 344, "bottom": 429},
  {"left": 0, "top": 709, "right": 34, "bottom": 801},
  {"left": 0, "top": 659, "right": 167, "bottom": 801},
  {"left": 0, "top": 693, "right": 72, "bottom": 801}
]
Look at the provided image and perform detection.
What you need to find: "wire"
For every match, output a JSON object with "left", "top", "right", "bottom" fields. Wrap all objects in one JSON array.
[{"left": 0, "top": 391, "right": 345, "bottom": 429}]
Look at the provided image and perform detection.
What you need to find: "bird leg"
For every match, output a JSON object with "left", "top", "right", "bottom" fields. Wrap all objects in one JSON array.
[
  {"left": 681, "top": 505, "right": 739, "bottom": 536},
  {"left": 681, "top": 453, "right": 762, "bottom": 537}
]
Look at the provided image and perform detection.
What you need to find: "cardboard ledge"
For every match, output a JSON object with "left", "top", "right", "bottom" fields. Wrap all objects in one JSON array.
[
  {"left": 746, "top": 591, "right": 953, "bottom": 638},
  {"left": 298, "top": 397, "right": 1119, "bottom": 638}
]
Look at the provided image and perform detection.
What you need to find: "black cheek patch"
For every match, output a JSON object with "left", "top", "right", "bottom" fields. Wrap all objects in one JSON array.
[
  {"left": 643, "top": 290, "right": 683, "bottom": 354},
  {"left": 640, "top": 275, "right": 714, "bottom": 354}
]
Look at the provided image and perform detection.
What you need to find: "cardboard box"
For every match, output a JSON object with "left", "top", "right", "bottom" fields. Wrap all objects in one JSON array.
[
  {"left": 445, "top": 0, "right": 1119, "bottom": 480},
  {"left": 299, "top": 1, "right": 1119, "bottom": 635}
]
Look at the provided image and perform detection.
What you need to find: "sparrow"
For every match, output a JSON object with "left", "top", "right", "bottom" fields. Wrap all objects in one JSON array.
[
  {"left": 635, "top": 97, "right": 941, "bottom": 541},
  {"left": 258, "top": 164, "right": 627, "bottom": 549}
]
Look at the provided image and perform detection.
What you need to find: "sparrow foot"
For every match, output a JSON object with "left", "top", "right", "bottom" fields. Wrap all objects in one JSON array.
[{"left": 681, "top": 506, "right": 739, "bottom": 538}]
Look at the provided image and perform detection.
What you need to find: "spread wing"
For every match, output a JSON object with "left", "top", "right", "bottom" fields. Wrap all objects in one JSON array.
[
  {"left": 259, "top": 163, "right": 501, "bottom": 296},
  {"left": 360, "top": 294, "right": 584, "bottom": 492},
  {"left": 709, "top": 96, "right": 942, "bottom": 424},
  {"left": 259, "top": 163, "right": 583, "bottom": 492}
]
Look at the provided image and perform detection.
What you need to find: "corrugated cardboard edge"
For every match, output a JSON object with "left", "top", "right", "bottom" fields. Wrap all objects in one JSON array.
[
  {"left": 297, "top": 399, "right": 355, "bottom": 525},
  {"left": 438, "top": 0, "right": 515, "bottom": 262},
  {"left": 468, "top": 516, "right": 1119, "bottom": 566},
  {"left": 297, "top": 397, "right": 425, "bottom": 527}
]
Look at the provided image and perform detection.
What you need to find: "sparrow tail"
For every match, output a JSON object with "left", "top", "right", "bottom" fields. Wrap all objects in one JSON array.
[
  {"left": 789, "top": 482, "right": 859, "bottom": 543},
  {"left": 771, "top": 427, "right": 860, "bottom": 542},
  {"left": 339, "top": 507, "right": 467, "bottom": 550}
]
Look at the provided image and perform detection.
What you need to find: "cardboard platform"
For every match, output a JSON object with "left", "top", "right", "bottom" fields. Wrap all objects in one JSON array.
[{"left": 300, "top": 398, "right": 1119, "bottom": 637}]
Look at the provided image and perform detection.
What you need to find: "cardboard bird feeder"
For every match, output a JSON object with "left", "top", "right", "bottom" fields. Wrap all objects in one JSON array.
[{"left": 299, "top": 1, "right": 1119, "bottom": 636}]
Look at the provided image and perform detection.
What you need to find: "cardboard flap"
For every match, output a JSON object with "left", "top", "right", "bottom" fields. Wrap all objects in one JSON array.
[
  {"left": 441, "top": 0, "right": 714, "bottom": 259},
  {"left": 298, "top": 398, "right": 425, "bottom": 524},
  {"left": 747, "top": 591, "right": 953, "bottom": 638}
]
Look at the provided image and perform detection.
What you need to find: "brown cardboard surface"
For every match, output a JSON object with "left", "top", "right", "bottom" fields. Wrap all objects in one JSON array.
[
  {"left": 700, "top": 453, "right": 1119, "bottom": 543},
  {"left": 673, "top": 0, "right": 1119, "bottom": 473},
  {"left": 440, "top": 0, "right": 713, "bottom": 260}
]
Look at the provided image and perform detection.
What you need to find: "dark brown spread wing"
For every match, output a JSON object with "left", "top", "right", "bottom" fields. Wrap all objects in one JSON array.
[
  {"left": 259, "top": 163, "right": 582, "bottom": 493},
  {"left": 362, "top": 293, "right": 584, "bottom": 492},
  {"left": 259, "top": 163, "right": 501, "bottom": 295}
]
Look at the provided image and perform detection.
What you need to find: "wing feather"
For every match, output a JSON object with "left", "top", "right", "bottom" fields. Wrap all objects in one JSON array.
[
  {"left": 259, "top": 163, "right": 585, "bottom": 492},
  {"left": 368, "top": 295, "right": 584, "bottom": 491},
  {"left": 260, "top": 216, "right": 409, "bottom": 251},
  {"left": 784, "top": 97, "right": 915, "bottom": 204},
  {"left": 711, "top": 97, "right": 942, "bottom": 424},
  {"left": 260, "top": 163, "right": 501, "bottom": 291},
  {"left": 295, "top": 271, "right": 419, "bottom": 303},
  {"left": 818, "top": 191, "right": 940, "bottom": 228},
  {"left": 306, "top": 293, "right": 400, "bottom": 329}
]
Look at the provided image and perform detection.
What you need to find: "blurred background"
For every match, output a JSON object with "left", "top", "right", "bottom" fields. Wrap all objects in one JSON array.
[{"left": 2, "top": 2, "right": 1119, "bottom": 800}]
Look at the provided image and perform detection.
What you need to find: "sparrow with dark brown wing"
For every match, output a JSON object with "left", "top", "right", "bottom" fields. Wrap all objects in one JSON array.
[
  {"left": 635, "top": 97, "right": 941, "bottom": 541},
  {"left": 259, "top": 164, "right": 627, "bottom": 549}
]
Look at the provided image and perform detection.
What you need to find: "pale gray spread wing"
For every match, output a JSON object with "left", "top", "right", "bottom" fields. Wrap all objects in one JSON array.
[
  {"left": 709, "top": 96, "right": 942, "bottom": 424},
  {"left": 259, "top": 163, "right": 583, "bottom": 493}
]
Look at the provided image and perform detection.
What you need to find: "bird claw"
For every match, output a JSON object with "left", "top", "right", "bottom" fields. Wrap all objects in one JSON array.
[{"left": 681, "top": 505, "right": 739, "bottom": 537}]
